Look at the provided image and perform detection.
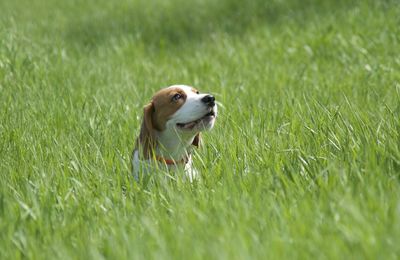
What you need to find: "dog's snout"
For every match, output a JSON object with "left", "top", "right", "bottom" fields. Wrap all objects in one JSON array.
[{"left": 201, "top": 95, "right": 215, "bottom": 107}]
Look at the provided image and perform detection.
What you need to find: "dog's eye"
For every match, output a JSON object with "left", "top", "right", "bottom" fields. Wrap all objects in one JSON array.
[
  {"left": 196, "top": 91, "right": 200, "bottom": 94},
  {"left": 172, "top": 93, "right": 182, "bottom": 101}
]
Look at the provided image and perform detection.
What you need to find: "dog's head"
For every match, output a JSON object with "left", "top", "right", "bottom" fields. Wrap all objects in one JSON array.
[{"left": 138, "top": 85, "right": 217, "bottom": 157}]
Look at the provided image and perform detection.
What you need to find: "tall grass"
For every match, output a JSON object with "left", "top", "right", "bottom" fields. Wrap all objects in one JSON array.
[{"left": 1, "top": 0, "right": 399, "bottom": 259}]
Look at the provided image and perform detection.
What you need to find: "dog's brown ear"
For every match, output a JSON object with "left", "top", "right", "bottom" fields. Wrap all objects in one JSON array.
[
  {"left": 192, "top": 133, "right": 201, "bottom": 147},
  {"left": 138, "top": 102, "right": 156, "bottom": 158}
]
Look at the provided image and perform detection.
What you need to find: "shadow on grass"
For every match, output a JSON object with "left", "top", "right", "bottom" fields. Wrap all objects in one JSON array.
[{"left": 65, "top": 0, "right": 351, "bottom": 48}]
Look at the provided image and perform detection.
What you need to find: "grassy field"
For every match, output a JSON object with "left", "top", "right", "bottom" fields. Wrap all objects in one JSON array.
[{"left": 1, "top": 0, "right": 400, "bottom": 259}]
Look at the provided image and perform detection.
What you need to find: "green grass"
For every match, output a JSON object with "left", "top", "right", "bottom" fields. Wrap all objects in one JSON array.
[{"left": 1, "top": 0, "right": 400, "bottom": 259}]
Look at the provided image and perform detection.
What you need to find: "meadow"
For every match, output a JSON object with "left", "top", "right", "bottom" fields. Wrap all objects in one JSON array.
[{"left": 0, "top": 0, "right": 399, "bottom": 259}]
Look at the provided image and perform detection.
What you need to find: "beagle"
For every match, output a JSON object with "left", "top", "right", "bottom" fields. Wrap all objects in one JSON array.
[{"left": 132, "top": 85, "right": 217, "bottom": 180}]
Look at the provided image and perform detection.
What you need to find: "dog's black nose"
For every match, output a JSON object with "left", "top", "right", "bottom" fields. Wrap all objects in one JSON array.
[{"left": 201, "top": 95, "right": 215, "bottom": 107}]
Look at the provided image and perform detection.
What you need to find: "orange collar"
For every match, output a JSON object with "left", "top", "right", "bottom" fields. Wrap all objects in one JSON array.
[{"left": 156, "top": 155, "right": 189, "bottom": 165}]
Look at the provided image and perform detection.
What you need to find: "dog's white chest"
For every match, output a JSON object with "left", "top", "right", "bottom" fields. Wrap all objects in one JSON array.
[{"left": 132, "top": 150, "right": 198, "bottom": 181}]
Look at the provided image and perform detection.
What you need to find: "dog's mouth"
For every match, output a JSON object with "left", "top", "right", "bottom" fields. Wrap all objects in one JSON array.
[{"left": 176, "top": 111, "right": 216, "bottom": 130}]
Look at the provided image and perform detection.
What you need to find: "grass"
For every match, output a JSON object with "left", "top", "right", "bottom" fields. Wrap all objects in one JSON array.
[{"left": 1, "top": 0, "right": 400, "bottom": 259}]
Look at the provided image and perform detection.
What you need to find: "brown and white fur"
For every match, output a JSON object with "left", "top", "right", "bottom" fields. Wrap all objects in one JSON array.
[{"left": 132, "top": 85, "right": 217, "bottom": 181}]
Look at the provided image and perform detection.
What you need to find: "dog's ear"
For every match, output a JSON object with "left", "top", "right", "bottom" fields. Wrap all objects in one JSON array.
[
  {"left": 192, "top": 133, "right": 201, "bottom": 147},
  {"left": 138, "top": 102, "right": 156, "bottom": 158}
]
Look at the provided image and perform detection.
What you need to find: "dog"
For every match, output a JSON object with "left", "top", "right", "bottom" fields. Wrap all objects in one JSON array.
[{"left": 132, "top": 85, "right": 217, "bottom": 181}]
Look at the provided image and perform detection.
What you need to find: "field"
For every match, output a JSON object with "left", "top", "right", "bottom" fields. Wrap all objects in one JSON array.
[{"left": 1, "top": 0, "right": 400, "bottom": 259}]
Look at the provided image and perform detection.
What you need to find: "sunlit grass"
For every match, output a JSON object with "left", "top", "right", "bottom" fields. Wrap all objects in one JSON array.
[{"left": 0, "top": 0, "right": 399, "bottom": 259}]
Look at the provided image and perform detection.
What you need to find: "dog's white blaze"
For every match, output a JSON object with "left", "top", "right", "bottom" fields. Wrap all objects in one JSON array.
[{"left": 166, "top": 85, "right": 217, "bottom": 127}]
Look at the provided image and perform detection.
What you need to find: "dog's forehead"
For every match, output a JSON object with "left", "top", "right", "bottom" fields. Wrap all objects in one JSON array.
[
  {"left": 172, "top": 85, "right": 198, "bottom": 94},
  {"left": 152, "top": 85, "right": 198, "bottom": 103},
  {"left": 165, "top": 85, "right": 198, "bottom": 95},
  {"left": 150, "top": 88, "right": 176, "bottom": 106},
  {"left": 152, "top": 87, "right": 178, "bottom": 102}
]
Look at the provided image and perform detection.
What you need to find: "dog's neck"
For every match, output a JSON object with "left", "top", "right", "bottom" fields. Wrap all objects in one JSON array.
[{"left": 155, "top": 128, "right": 196, "bottom": 161}]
